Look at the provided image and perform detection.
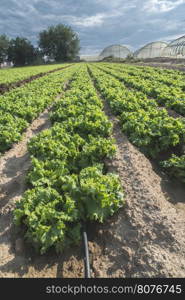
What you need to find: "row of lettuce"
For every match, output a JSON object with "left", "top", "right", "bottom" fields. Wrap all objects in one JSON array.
[
  {"left": 13, "top": 65, "right": 124, "bottom": 254},
  {"left": 102, "top": 62, "right": 185, "bottom": 89},
  {"left": 88, "top": 64, "right": 185, "bottom": 183},
  {"left": 0, "top": 65, "right": 77, "bottom": 153},
  {"left": 97, "top": 63, "right": 185, "bottom": 117},
  {"left": 0, "top": 64, "right": 69, "bottom": 85}
]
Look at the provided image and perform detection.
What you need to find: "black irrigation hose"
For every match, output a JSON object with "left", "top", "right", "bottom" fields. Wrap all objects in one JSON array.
[{"left": 82, "top": 225, "right": 91, "bottom": 278}]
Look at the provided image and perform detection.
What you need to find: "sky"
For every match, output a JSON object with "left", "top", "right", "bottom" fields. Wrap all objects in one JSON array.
[{"left": 0, "top": 0, "right": 185, "bottom": 55}]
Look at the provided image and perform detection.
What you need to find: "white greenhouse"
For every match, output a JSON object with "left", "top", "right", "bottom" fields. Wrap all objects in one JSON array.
[
  {"left": 162, "top": 35, "right": 185, "bottom": 58},
  {"left": 79, "top": 55, "right": 100, "bottom": 61},
  {"left": 99, "top": 44, "right": 132, "bottom": 59},
  {"left": 134, "top": 42, "right": 168, "bottom": 59}
]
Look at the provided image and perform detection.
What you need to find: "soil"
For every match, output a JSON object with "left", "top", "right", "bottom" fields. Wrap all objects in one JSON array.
[
  {"left": 0, "top": 65, "right": 72, "bottom": 95},
  {"left": 0, "top": 71, "right": 185, "bottom": 278},
  {"left": 90, "top": 102, "right": 185, "bottom": 278}
]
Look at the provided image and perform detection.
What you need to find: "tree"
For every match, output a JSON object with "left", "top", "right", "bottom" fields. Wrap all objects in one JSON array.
[
  {"left": 39, "top": 24, "right": 80, "bottom": 62},
  {"left": 7, "top": 37, "right": 35, "bottom": 66},
  {"left": 31, "top": 47, "right": 45, "bottom": 65},
  {"left": 0, "top": 35, "right": 9, "bottom": 64}
]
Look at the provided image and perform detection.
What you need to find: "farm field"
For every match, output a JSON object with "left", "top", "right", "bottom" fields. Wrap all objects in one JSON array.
[
  {"left": 0, "top": 63, "right": 185, "bottom": 278},
  {"left": 0, "top": 64, "right": 77, "bottom": 152},
  {"left": 0, "top": 63, "right": 71, "bottom": 85},
  {"left": 90, "top": 63, "right": 185, "bottom": 180},
  {"left": 0, "top": 63, "right": 72, "bottom": 94}
]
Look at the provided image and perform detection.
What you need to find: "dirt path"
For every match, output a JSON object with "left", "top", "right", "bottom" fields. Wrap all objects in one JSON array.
[
  {"left": 0, "top": 105, "right": 53, "bottom": 276},
  {"left": 0, "top": 108, "right": 52, "bottom": 215},
  {"left": 89, "top": 101, "right": 185, "bottom": 278},
  {"left": 85, "top": 70, "right": 185, "bottom": 277},
  {"left": 0, "top": 87, "right": 85, "bottom": 278}
]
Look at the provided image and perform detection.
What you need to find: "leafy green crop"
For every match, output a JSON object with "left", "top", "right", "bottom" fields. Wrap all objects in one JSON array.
[
  {"left": 0, "top": 63, "right": 70, "bottom": 84},
  {"left": 13, "top": 65, "right": 125, "bottom": 254},
  {"left": 14, "top": 187, "right": 80, "bottom": 254},
  {"left": 76, "top": 165, "right": 124, "bottom": 223},
  {"left": 121, "top": 109, "right": 185, "bottom": 157},
  {"left": 89, "top": 65, "right": 185, "bottom": 158},
  {"left": 98, "top": 63, "right": 185, "bottom": 117},
  {"left": 0, "top": 65, "right": 78, "bottom": 153},
  {"left": 160, "top": 154, "right": 185, "bottom": 182}
]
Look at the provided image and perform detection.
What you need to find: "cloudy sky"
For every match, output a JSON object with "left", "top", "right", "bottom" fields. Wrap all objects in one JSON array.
[{"left": 0, "top": 0, "right": 185, "bottom": 55}]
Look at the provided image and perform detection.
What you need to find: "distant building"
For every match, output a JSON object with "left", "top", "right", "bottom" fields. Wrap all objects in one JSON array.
[
  {"left": 134, "top": 42, "right": 168, "bottom": 59},
  {"left": 162, "top": 35, "right": 185, "bottom": 58},
  {"left": 79, "top": 55, "right": 101, "bottom": 61},
  {"left": 0, "top": 61, "right": 13, "bottom": 68},
  {"left": 99, "top": 44, "right": 132, "bottom": 59},
  {"left": 78, "top": 35, "right": 185, "bottom": 62},
  {"left": 80, "top": 45, "right": 132, "bottom": 61}
]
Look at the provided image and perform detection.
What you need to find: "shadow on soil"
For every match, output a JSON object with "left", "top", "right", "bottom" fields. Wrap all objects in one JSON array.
[{"left": 151, "top": 159, "right": 185, "bottom": 205}]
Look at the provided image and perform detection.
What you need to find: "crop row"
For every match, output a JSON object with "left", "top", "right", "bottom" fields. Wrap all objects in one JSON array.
[
  {"left": 13, "top": 65, "right": 124, "bottom": 254},
  {"left": 0, "top": 63, "right": 70, "bottom": 85},
  {"left": 103, "top": 62, "right": 185, "bottom": 87},
  {"left": 88, "top": 64, "right": 185, "bottom": 182},
  {"left": 106, "top": 63, "right": 185, "bottom": 92},
  {"left": 96, "top": 63, "right": 185, "bottom": 116},
  {"left": 0, "top": 65, "right": 78, "bottom": 153}
]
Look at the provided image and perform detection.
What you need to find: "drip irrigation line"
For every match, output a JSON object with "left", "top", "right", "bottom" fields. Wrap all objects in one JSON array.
[{"left": 82, "top": 225, "right": 91, "bottom": 278}]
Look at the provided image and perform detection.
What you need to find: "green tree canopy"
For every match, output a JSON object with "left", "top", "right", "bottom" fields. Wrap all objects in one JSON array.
[
  {"left": 39, "top": 24, "right": 80, "bottom": 62},
  {"left": 0, "top": 35, "right": 9, "bottom": 64},
  {"left": 8, "top": 37, "right": 35, "bottom": 66}
]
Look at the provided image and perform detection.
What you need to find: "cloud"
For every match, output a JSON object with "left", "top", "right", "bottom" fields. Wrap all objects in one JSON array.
[
  {"left": 143, "top": 0, "right": 185, "bottom": 13},
  {"left": 71, "top": 14, "right": 106, "bottom": 27},
  {"left": 0, "top": 0, "right": 185, "bottom": 55},
  {"left": 80, "top": 45, "right": 102, "bottom": 55}
]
